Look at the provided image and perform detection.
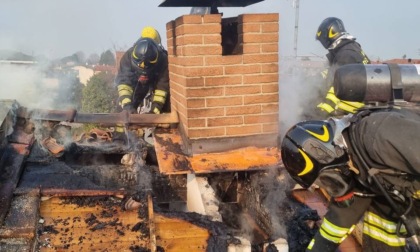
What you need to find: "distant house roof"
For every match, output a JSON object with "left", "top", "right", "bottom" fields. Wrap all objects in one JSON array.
[{"left": 93, "top": 65, "right": 117, "bottom": 75}]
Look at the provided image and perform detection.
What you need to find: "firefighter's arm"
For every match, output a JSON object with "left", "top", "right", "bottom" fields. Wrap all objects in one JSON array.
[
  {"left": 306, "top": 196, "right": 372, "bottom": 251},
  {"left": 115, "top": 51, "right": 135, "bottom": 111},
  {"left": 317, "top": 87, "right": 364, "bottom": 116},
  {"left": 151, "top": 56, "right": 170, "bottom": 114}
]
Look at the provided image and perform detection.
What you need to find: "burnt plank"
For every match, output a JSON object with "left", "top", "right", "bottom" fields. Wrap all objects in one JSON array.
[{"left": 0, "top": 143, "right": 31, "bottom": 225}]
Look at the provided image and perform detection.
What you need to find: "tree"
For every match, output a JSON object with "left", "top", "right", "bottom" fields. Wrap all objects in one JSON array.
[
  {"left": 61, "top": 51, "right": 85, "bottom": 65},
  {"left": 99, "top": 50, "right": 116, "bottom": 66},
  {"left": 81, "top": 72, "right": 118, "bottom": 113},
  {"left": 87, "top": 53, "right": 100, "bottom": 65}
]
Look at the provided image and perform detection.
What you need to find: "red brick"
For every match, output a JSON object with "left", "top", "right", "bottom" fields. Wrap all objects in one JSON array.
[
  {"left": 170, "top": 82, "right": 187, "bottom": 97},
  {"left": 263, "top": 123, "right": 279, "bottom": 134},
  {"left": 226, "top": 125, "right": 262, "bottom": 136},
  {"left": 242, "top": 44, "right": 261, "bottom": 54},
  {"left": 205, "top": 76, "right": 243, "bottom": 86},
  {"left": 176, "top": 24, "right": 221, "bottom": 36},
  {"left": 168, "top": 64, "right": 184, "bottom": 75},
  {"left": 186, "top": 87, "right": 223, "bottom": 98},
  {"left": 225, "top": 86, "right": 261, "bottom": 96},
  {"left": 177, "top": 56, "right": 205, "bottom": 66},
  {"left": 175, "top": 46, "right": 183, "bottom": 56},
  {"left": 185, "top": 77, "right": 205, "bottom": 87},
  {"left": 240, "top": 23, "right": 261, "bottom": 33},
  {"left": 169, "top": 72, "right": 186, "bottom": 85},
  {"left": 224, "top": 65, "right": 261, "bottom": 75},
  {"left": 262, "top": 43, "right": 279, "bottom": 53},
  {"left": 243, "top": 54, "right": 278, "bottom": 64},
  {"left": 184, "top": 66, "right": 223, "bottom": 77},
  {"left": 261, "top": 63, "right": 279, "bottom": 73},
  {"left": 208, "top": 116, "right": 243, "bottom": 127},
  {"left": 187, "top": 98, "right": 205, "bottom": 108},
  {"left": 180, "top": 35, "right": 203, "bottom": 45},
  {"left": 239, "top": 13, "right": 279, "bottom": 23},
  {"left": 206, "top": 96, "right": 243, "bottom": 107},
  {"left": 244, "top": 94, "right": 279, "bottom": 105},
  {"left": 166, "top": 20, "right": 175, "bottom": 32},
  {"left": 262, "top": 83, "right": 279, "bottom": 93},
  {"left": 205, "top": 55, "right": 243, "bottom": 66},
  {"left": 176, "top": 15, "right": 203, "bottom": 26},
  {"left": 189, "top": 108, "right": 225, "bottom": 118},
  {"left": 243, "top": 33, "right": 278, "bottom": 43},
  {"left": 262, "top": 23, "right": 279, "bottom": 33},
  {"left": 243, "top": 73, "right": 278, "bottom": 84},
  {"left": 226, "top": 105, "right": 261, "bottom": 115},
  {"left": 262, "top": 104, "right": 279, "bottom": 113},
  {"left": 188, "top": 128, "right": 226, "bottom": 138},
  {"left": 203, "top": 14, "right": 222, "bottom": 23},
  {"left": 183, "top": 45, "right": 222, "bottom": 56},
  {"left": 244, "top": 114, "right": 278, "bottom": 124},
  {"left": 188, "top": 118, "right": 206, "bottom": 127},
  {"left": 203, "top": 34, "right": 222, "bottom": 44}
]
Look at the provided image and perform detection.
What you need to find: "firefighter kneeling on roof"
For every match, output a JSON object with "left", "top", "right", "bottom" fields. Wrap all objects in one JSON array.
[
  {"left": 280, "top": 107, "right": 420, "bottom": 251},
  {"left": 114, "top": 26, "right": 170, "bottom": 143}
]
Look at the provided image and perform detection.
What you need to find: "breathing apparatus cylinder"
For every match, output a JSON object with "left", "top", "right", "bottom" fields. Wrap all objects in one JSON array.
[{"left": 333, "top": 64, "right": 420, "bottom": 103}]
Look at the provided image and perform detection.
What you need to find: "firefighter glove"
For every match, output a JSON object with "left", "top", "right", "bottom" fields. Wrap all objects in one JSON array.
[
  {"left": 123, "top": 103, "right": 137, "bottom": 114},
  {"left": 151, "top": 89, "right": 167, "bottom": 114},
  {"left": 149, "top": 102, "right": 163, "bottom": 114}
]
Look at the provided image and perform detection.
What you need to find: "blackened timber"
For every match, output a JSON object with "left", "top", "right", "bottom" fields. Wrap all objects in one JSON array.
[
  {"left": 0, "top": 143, "right": 31, "bottom": 225},
  {"left": 13, "top": 188, "right": 127, "bottom": 197},
  {"left": 16, "top": 107, "right": 179, "bottom": 126}
]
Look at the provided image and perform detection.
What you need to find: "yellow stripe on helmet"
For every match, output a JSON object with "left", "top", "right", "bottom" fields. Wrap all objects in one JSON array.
[{"left": 297, "top": 148, "right": 314, "bottom": 176}]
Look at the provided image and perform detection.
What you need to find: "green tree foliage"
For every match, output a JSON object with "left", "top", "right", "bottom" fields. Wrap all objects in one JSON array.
[
  {"left": 81, "top": 72, "right": 118, "bottom": 113},
  {"left": 99, "top": 50, "right": 116, "bottom": 66},
  {"left": 61, "top": 51, "right": 85, "bottom": 65}
]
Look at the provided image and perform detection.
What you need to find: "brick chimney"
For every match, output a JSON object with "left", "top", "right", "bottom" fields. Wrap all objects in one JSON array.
[{"left": 166, "top": 13, "right": 279, "bottom": 155}]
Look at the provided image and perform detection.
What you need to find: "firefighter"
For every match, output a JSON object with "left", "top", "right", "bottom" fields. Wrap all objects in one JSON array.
[
  {"left": 280, "top": 107, "right": 420, "bottom": 251},
  {"left": 113, "top": 35, "right": 170, "bottom": 143},
  {"left": 315, "top": 17, "right": 371, "bottom": 117},
  {"left": 115, "top": 37, "right": 169, "bottom": 115}
]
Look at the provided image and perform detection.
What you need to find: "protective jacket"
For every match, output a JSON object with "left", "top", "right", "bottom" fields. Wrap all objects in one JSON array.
[
  {"left": 115, "top": 43, "right": 170, "bottom": 114},
  {"left": 317, "top": 39, "right": 370, "bottom": 116},
  {"left": 307, "top": 108, "right": 420, "bottom": 252}
]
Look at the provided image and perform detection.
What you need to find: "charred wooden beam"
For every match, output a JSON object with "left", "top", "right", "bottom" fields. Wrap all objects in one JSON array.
[
  {"left": 0, "top": 227, "right": 35, "bottom": 239},
  {"left": 14, "top": 188, "right": 127, "bottom": 198},
  {"left": 0, "top": 143, "right": 31, "bottom": 226},
  {"left": 16, "top": 107, "right": 179, "bottom": 126}
]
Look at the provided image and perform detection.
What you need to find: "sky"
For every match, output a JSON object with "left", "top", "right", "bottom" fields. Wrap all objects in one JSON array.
[{"left": 1, "top": 0, "right": 420, "bottom": 61}]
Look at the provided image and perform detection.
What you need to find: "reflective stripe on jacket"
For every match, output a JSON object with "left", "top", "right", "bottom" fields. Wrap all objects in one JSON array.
[
  {"left": 363, "top": 211, "right": 406, "bottom": 247},
  {"left": 317, "top": 87, "right": 365, "bottom": 115}
]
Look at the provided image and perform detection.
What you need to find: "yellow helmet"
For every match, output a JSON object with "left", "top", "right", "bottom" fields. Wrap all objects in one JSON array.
[{"left": 141, "top": 26, "right": 161, "bottom": 45}]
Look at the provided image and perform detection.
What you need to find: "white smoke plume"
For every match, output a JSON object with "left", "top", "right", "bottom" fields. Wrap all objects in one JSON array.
[
  {"left": 279, "top": 58, "right": 326, "bottom": 138},
  {"left": 0, "top": 62, "right": 79, "bottom": 110}
]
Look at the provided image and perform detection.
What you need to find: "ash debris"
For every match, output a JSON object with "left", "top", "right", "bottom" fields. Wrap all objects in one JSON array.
[{"left": 209, "top": 168, "right": 320, "bottom": 250}]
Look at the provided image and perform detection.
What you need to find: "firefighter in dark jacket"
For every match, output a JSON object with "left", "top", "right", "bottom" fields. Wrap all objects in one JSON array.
[
  {"left": 315, "top": 17, "right": 371, "bottom": 117},
  {"left": 281, "top": 107, "right": 420, "bottom": 251},
  {"left": 115, "top": 37, "right": 170, "bottom": 115}
]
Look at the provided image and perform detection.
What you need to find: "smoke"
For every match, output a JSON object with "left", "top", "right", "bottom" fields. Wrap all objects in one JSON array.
[
  {"left": 0, "top": 62, "right": 81, "bottom": 110},
  {"left": 278, "top": 58, "right": 326, "bottom": 138}
]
